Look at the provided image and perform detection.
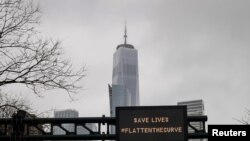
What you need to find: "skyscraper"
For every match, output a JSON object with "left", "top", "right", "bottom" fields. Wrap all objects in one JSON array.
[{"left": 109, "top": 26, "right": 140, "bottom": 117}]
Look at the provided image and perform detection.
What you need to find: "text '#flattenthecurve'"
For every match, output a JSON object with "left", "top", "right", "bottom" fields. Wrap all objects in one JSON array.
[{"left": 120, "top": 126, "right": 182, "bottom": 134}]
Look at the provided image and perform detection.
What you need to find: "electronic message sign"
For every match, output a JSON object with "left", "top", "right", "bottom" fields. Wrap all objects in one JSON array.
[{"left": 116, "top": 106, "right": 188, "bottom": 141}]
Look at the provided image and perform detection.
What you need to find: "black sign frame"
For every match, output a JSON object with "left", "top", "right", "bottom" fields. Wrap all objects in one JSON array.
[{"left": 116, "top": 106, "right": 188, "bottom": 141}]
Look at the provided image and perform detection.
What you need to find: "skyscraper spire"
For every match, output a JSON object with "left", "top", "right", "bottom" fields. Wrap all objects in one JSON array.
[
  {"left": 116, "top": 22, "right": 134, "bottom": 50},
  {"left": 124, "top": 24, "right": 127, "bottom": 44}
]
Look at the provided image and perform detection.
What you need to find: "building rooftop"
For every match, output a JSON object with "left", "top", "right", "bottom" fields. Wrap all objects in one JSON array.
[{"left": 116, "top": 44, "right": 134, "bottom": 50}]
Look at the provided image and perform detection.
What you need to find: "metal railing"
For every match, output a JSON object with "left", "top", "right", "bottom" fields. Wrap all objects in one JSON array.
[{"left": 0, "top": 110, "right": 208, "bottom": 140}]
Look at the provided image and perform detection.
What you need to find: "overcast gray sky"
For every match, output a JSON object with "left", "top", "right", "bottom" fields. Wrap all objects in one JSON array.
[{"left": 7, "top": 0, "right": 250, "bottom": 124}]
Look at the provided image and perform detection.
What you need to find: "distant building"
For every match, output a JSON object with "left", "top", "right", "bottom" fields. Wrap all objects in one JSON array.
[
  {"left": 177, "top": 99, "right": 205, "bottom": 141},
  {"left": 53, "top": 109, "right": 97, "bottom": 141},
  {"left": 53, "top": 109, "right": 79, "bottom": 135}
]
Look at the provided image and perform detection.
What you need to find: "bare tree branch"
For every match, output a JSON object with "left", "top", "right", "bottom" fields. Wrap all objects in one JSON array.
[
  {"left": 234, "top": 108, "right": 250, "bottom": 125},
  {"left": 0, "top": 0, "right": 85, "bottom": 95},
  {"left": 0, "top": 91, "right": 32, "bottom": 118}
]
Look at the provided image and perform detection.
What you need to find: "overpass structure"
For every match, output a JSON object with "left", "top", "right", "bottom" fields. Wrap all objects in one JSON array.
[{"left": 0, "top": 110, "right": 208, "bottom": 141}]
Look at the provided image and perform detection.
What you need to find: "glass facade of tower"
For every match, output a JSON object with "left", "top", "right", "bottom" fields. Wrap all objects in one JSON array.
[{"left": 110, "top": 45, "right": 140, "bottom": 117}]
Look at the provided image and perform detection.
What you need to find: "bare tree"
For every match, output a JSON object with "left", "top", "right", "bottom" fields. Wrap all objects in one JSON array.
[
  {"left": 238, "top": 109, "right": 250, "bottom": 125},
  {"left": 0, "top": 0, "right": 85, "bottom": 94},
  {"left": 0, "top": 91, "right": 32, "bottom": 118},
  {"left": 234, "top": 108, "right": 250, "bottom": 125}
]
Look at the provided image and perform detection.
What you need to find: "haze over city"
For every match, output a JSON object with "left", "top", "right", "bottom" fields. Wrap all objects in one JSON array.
[{"left": 2, "top": 0, "right": 250, "bottom": 125}]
